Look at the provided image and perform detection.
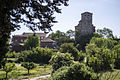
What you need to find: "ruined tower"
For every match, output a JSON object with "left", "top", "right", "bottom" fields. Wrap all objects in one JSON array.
[
  {"left": 75, "top": 12, "right": 95, "bottom": 50},
  {"left": 75, "top": 12, "right": 95, "bottom": 36}
]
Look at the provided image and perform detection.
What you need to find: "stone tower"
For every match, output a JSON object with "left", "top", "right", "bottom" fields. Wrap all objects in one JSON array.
[{"left": 75, "top": 12, "right": 95, "bottom": 36}]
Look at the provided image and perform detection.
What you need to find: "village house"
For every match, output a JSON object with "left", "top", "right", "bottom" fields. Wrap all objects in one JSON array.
[{"left": 10, "top": 32, "right": 58, "bottom": 52}]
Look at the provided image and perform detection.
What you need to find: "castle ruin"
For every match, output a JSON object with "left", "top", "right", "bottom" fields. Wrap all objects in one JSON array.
[{"left": 75, "top": 12, "right": 95, "bottom": 36}]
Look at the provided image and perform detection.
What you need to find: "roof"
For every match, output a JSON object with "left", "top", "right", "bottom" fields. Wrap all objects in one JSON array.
[
  {"left": 13, "top": 32, "right": 46, "bottom": 37},
  {"left": 23, "top": 32, "right": 46, "bottom": 37},
  {"left": 41, "top": 38, "right": 55, "bottom": 43}
]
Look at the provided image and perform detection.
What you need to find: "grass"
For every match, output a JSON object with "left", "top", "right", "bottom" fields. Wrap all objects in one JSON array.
[{"left": 0, "top": 63, "right": 52, "bottom": 79}]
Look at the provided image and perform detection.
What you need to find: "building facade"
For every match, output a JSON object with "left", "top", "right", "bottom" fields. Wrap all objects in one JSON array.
[{"left": 11, "top": 32, "right": 58, "bottom": 52}]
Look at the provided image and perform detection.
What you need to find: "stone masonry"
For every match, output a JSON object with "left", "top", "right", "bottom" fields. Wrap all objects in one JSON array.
[{"left": 75, "top": 12, "right": 95, "bottom": 36}]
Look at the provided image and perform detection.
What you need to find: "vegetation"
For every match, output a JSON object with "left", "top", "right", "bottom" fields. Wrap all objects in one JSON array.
[
  {"left": 0, "top": 0, "right": 69, "bottom": 68},
  {"left": 60, "top": 43, "right": 79, "bottom": 60},
  {"left": 50, "top": 62, "right": 98, "bottom": 80},
  {"left": 2, "top": 63, "right": 16, "bottom": 79},
  {"left": 18, "top": 47, "right": 56, "bottom": 64},
  {"left": 24, "top": 34, "right": 40, "bottom": 50},
  {"left": 0, "top": 63, "right": 52, "bottom": 79},
  {"left": 49, "top": 30, "right": 74, "bottom": 46},
  {"left": 21, "top": 62, "right": 37, "bottom": 75},
  {"left": 49, "top": 53, "right": 73, "bottom": 73}
]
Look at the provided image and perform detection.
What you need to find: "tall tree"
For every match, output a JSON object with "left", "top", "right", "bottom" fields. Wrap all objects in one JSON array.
[
  {"left": 66, "top": 29, "right": 75, "bottom": 38},
  {"left": 24, "top": 34, "right": 40, "bottom": 50},
  {"left": 97, "top": 27, "right": 113, "bottom": 38},
  {"left": 0, "top": 0, "right": 69, "bottom": 68},
  {"left": 49, "top": 30, "right": 74, "bottom": 46}
]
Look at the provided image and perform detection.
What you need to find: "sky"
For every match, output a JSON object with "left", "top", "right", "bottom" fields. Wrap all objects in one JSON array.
[{"left": 11, "top": 0, "right": 120, "bottom": 37}]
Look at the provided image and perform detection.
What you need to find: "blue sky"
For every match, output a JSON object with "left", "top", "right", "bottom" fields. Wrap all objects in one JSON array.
[{"left": 12, "top": 0, "right": 120, "bottom": 37}]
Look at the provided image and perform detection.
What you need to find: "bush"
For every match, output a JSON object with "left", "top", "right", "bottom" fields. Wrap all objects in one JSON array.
[
  {"left": 49, "top": 52, "right": 73, "bottom": 73},
  {"left": 50, "top": 62, "right": 98, "bottom": 80},
  {"left": 60, "top": 43, "right": 79, "bottom": 60},
  {"left": 6, "top": 51, "right": 20, "bottom": 58},
  {"left": 18, "top": 47, "right": 56, "bottom": 64}
]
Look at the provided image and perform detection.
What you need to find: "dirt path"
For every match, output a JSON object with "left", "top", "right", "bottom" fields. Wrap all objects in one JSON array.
[
  {"left": 23, "top": 74, "right": 50, "bottom": 80},
  {"left": 9, "top": 74, "right": 50, "bottom": 80}
]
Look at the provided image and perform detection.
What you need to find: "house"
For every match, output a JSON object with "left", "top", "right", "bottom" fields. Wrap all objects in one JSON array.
[{"left": 10, "top": 32, "right": 58, "bottom": 52}]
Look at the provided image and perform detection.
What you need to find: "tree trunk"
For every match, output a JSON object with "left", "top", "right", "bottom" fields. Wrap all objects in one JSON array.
[
  {"left": 28, "top": 69, "right": 30, "bottom": 75},
  {"left": 6, "top": 72, "right": 8, "bottom": 79}
]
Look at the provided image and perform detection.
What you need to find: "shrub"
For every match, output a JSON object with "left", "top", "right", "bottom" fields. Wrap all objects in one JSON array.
[
  {"left": 60, "top": 43, "right": 79, "bottom": 60},
  {"left": 6, "top": 51, "right": 19, "bottom": 58},
  {"left": 49, "top": 52, "right": 73, "bottom": 73},
  {"left": 50, "top": 62, "right": 98, "bottom": 80}
]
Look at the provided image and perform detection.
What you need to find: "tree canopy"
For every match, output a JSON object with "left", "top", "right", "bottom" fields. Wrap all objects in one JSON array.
[
  {"left": 49, "top": 30, "right": 74, "bottom": 46},
  {"left": 24, "top": 34, "right": 40, "bottom": 50},
  {"left": 0, "top": 0, "right": 69, "bottom": 68}
]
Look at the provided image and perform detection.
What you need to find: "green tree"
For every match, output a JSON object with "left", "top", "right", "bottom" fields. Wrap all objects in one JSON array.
[
  {"left": 3, "top": 63, "right": 16, "bottom": 79},
  {"left": 18, "top": 47, "right": 55, "bottom": 64},
  {"left": 49, "top": 30, "right": 74, "bottom": 46},
  {"left": 97, "top": 27, "right": 113, "bottom": 38},
  {"left": 21, "top": 62, "right": 36, "bottom": 75},
  {"left": 86, "top": 45, "right": 115, "bottom": 72},
  {"left": 90, "top": 37, "right": 116, "bottom": 49},
  {"left": 60, "top": 43, "right": 79, "bottom": 60},
  {"left": 24, "top": 34, "right": 40, "bottom": 50},
  {"left": 66, "top": 29, "right": 75, "bottom": 38},
  {"left": 49, "top": 52, "right": 73, "bottom": 73},
  {"left": 0, "top": 0, "right": 69, "bottom": 68}
]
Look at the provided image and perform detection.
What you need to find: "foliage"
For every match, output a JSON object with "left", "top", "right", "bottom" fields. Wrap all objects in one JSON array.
[
  {"left": 0, "top": 0, "right": 69, "bottom": 68},
  {"left": 86, "top": 46, "right": 115, "bottom": 72},
  {"left": 49, "top": 30, "right": 74, "bottom": 46},
  {"left": 86, "top": 43, "right": 100, "bottom": 56},
  {"left": 6, "top": 51, "right": 20, "bottom": 58},
  {"left": 97, "top": 27, "right": 113, "bottom": 38},
  {"left": 3, "top": 63, "right": 16, "bottom": 79},
  {"left": 24, "top": 34, "right": 40, "bottom": 50},
  {"left": 75, "top": 30, "right": 94, "bottom": 51},
  {"left": 49, "top": 52, "right": 73, "bottom": 73},
  {"left": 93, "top": 32, "right": 102, "bottom": 38},
  {"left": 66, "top": 29, "right": 75, "bottom": 38},
  {"left": 113, "top": 43, "right": 120, "bottom": 69},
  {"left": 18, "top": 47, "right": 56, "bottom": 64},
  {"left": 90, "top": 37, "right": 117, "bottom": 49},
  {"left": 21, "top": 62, "right": 37, "bottom": 75},
  {"left": 77, "top": 51, "right": 86, "bottom": 62},
  {"left": 60, "top": 43, "right": 79, "bottom": 60},
  {"left": 50, "top": 62, "right": 98, "bottom": 80}
]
